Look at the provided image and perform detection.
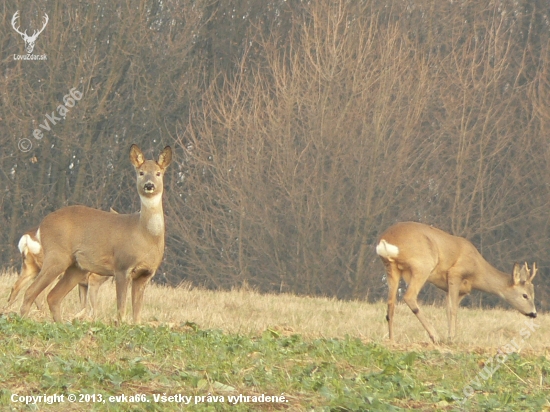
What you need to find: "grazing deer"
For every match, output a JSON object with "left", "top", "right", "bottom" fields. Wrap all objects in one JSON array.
[
  {"left": 19, "top": 145, "right": 172, "bottom": 323},
  {"left": 4, "top": 227, "right": 109, "bottom": 318},
  {"left": 376, "top": 222, "right": 537, "bottom": 343},
  {"left": 5, "top": 228, "right": 45, "bottom": 311}
]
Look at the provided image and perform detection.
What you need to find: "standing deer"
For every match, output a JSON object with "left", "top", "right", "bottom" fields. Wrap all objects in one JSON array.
[
  {"left": 376, "top": 222, "right": 537, "bottom": 343},
  {"left": 4, "top": 227, "right": 109, "bottom": 318},
  {"left": 20, "top": 145, "right": 172, "bottom": 323}
]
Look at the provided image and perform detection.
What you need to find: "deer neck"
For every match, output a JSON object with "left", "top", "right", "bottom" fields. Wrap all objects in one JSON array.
[
  {"left": 474, "top": 260, "right": 511, "bottom": 298},
  {"left": 139, "top": 193, "right": 165, "bottom": 238}
]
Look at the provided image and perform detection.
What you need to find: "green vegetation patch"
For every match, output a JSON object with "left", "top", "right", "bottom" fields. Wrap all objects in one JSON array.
[{"left": 0, "top": 315, "right": 548, "bottom": 411}]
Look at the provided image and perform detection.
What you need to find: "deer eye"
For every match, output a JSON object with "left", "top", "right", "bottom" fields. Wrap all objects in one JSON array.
[
  {"left": 156, "top": 172, "right": 161, "bottom": 177},
  {"left": 522, "top": 294, "right": 528, "bottom": 299},
  {"left": 139, "top": 171, "right": 144, "bottom": 176}
]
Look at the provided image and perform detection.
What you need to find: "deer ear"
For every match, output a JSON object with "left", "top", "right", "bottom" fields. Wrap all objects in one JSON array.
[
  {"left": 157, "top": 146, "right": 172, "bottom": 169},
  {"left": 529, "top": 262, "right": 537, "bottom": 283},
  {"left": 512, "top": 262, "right": 522, "bottom": 285},
  {"left": 129, "top": 144, "right": 145, "bottom": 168}
]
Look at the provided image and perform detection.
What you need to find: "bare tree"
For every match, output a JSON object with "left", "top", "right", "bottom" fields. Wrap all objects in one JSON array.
[{"left": 1, "top": 0, "right": 549, "bottom": 309}]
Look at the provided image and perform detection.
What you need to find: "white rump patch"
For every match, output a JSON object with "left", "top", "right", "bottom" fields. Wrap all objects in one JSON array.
[
  {"left": 147, "top": 213, "right": 164, "bottom": 237},
  {"left": 27, "top": 236, "right": 42, "bottom": 255},
  {"left": 376, "top": 239, "right": 399, "bottom": 260},
  {"left": 18, "top": 234, "right": 42, "bottom": 255},
  {"left": 17, "top": 235, "right": 28, "bottom": 254}
]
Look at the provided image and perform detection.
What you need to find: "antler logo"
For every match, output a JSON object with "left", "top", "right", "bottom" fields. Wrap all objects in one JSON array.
[{"left": 11, "top": 11, "right": 49, "bottom": 54}]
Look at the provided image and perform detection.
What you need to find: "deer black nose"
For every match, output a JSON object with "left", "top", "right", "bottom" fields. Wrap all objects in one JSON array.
[
  {"left": 144, "top": 182, "right": 155, "bottom": 192},
  {"left": 527, "top": 312, "right": 537, "bottom": 318}
]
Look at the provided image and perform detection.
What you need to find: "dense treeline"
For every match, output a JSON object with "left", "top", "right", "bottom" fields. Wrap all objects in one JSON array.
[{"left": 1, "top": 0, "right": 549, "bottom": 309}]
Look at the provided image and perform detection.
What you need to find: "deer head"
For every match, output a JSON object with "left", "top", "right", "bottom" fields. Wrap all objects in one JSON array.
[
  {"left": 504, "top": 262, "right": 537, "bottom": 318},
  {"left": 12, "top": 11, "right": 49, "bottom": 54}
]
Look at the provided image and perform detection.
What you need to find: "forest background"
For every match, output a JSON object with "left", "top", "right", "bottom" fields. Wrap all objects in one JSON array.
[{"left": 1, "top": 0, "right": 549, "bottom": 310}]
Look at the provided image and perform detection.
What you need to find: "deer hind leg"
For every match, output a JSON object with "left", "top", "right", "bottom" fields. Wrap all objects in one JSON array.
[
  {"left": 5, "top": 259, "right": 40, "bottom": 311},
  {"left": 384, "top": 261, "right": 401, "bottom": 341},
  {"left": 131, "top": 271, "right": 154, "bottom": 324},
  {"left": 47, "top": 265, "right": 89, "bottom": 323},
  {"left": 20, "top": 255, "right": 72, "bottom": 318},
  {"left": 402, "top": 265, "right": 440, "bottom": 344}
]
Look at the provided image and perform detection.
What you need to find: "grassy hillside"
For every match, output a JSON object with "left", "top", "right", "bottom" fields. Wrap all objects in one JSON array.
[{"left": 1, "top": 271, "right": 549, "bottom": 411}]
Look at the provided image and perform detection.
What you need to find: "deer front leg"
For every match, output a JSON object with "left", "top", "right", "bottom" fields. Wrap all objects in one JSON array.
[
  {"left": 446, "top": 277, "right": 462, "bottom": 341},
  {"left": 115, "top": 270, "right": 131, "bottom": 323},
  {"left": 131, "top": 271, "right": 154, "bottom": 324}
]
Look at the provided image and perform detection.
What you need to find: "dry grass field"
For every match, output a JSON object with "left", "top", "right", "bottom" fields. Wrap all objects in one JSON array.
[
  {"left": 1, "top": 269, "right": 547, "bottom": 354},
  {"left": 1, "top": 268, "right": 549, "bottom": 411}
]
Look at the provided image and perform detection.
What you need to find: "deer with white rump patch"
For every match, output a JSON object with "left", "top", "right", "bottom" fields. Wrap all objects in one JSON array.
[
  {"left": 376, "top": 222, "right": 537, "bottom": 343},
  {"left": 5, "top": 225, "right": 111, "bottom": 318},
  {"left": 5, "top": 228, "right": 44, "bottom": 311},
  {"left": 19, "top": 145, "right": 172, "bottom": 323}
]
